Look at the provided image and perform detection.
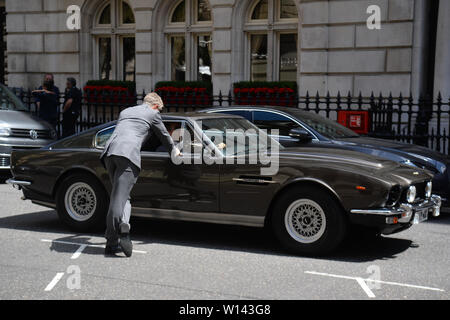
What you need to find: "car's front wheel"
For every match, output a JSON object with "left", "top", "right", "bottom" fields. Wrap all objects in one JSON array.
[
  {"left": 271, "top": 186, "right": 347, "bottom": 255},
  {"left": 56, "top": 173, "right": 108, "bottom": 231}
]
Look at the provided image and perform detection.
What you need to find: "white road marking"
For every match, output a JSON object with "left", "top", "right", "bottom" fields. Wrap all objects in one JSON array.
[
  {"left": 305, "top": 271, "right": 445, "bottom": 294},
  {"left": 44, "top": 272, "right": 64, "bottom": 291},
  {"left": 355, "top": 277, "right": 376, "bottom": 298},
  {"left": 41, "top": 239, "right": 147, "bottom": 254},
  {"left": 71, "top": 244, "right": 87, "bottom": 259}
]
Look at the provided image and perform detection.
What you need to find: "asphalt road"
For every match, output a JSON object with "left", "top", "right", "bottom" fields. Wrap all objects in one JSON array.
[{"left": 0, "top": 176, "right": 449, "bottom": 300}]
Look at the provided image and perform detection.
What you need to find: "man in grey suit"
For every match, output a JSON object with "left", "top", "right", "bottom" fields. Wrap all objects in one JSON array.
[{"left": 100, "top": 92, "right": 181, "bottom": 257}]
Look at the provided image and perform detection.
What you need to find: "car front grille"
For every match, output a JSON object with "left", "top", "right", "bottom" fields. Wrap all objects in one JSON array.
[
  {"left": 414, "top": 181, "right": 427, "bottom": 201},
  {"left": 10, "top": 128, "right": 52, "bottom": 139},
  {"left": 0, "top": 155, "right": 10, "bottom": 168}
]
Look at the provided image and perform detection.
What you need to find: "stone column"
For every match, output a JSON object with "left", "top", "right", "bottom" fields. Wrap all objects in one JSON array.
[
  {"left": 211, "top": 0, "right": 234, "bottom": 97},
  {"left": 134, "top": 8, "right": 153, "bottom": 93},
  {"left": 411, "top": 0, "right": 428, "bottom": 98},
  {"left": 433, "top": 0, "right": 450, "bottom": 99}
]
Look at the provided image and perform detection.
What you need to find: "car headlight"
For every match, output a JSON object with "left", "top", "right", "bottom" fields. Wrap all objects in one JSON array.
[
  {"left": 425, "top": 181, "right": 432, "bottom": 198},
  {"left": 406, "top": 185, "right": 417, "bottom": 203},
  {"left": 0, "top": 127, "right": 11, "bottom": 137},
  {"left": 50, "top": 129, "right": 57, "bottom": 139}
]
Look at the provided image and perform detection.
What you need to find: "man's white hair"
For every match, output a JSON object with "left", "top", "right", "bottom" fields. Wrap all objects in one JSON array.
[{"left": 144, "top": 92, "right": 164, "bottom": 111}]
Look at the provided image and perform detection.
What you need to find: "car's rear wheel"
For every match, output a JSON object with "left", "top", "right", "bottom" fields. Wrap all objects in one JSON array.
[
  {"left": 271, "top": 186, "right": 347, "bottom": 255},
  {"left": 56, "top": 173, "right": 108, "bottom": 231}
]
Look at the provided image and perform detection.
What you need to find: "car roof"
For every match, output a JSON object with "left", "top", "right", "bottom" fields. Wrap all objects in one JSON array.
[
  {"left": 161, "top": 111, "right": 243, "bottom": 121},
  {"left": 200, "top": 105, "right": 307, "bottom": 116}
]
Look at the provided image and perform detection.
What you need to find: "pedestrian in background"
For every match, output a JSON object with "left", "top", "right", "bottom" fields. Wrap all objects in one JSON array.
[
  {"left": 61, "top": 77, "right": 81, "bottom": 138},
  {"left": 33, "top": 73, "right": 60, "bottom": 130}
]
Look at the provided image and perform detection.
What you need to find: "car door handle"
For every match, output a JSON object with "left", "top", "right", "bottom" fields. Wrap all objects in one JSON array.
[{"left": 232, "top": 177, "right": 277, "bottom": 185}]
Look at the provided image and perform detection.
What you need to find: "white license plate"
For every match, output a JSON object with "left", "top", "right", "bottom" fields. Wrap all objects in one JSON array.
[{"left": 413, "top": 209, "right": 428, "bottom": 224}]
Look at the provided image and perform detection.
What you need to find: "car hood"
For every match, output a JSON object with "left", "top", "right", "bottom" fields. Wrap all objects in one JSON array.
[
  {"left": 0, "top": 110, "right": 52, "bottom": 130},
  {"left": 332, "top": 136, "right": 449, "bottom": 173},
  {"left": 279, "top": 145, "right": 433, "bottom": 185}
]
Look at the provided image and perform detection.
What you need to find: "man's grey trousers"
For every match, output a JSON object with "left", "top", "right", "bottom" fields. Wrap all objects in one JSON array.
[{"left": 104, "top": 155, "right": 139, "bottom": 244}]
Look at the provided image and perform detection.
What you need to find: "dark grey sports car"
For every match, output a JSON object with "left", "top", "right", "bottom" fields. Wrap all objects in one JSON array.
[
  {"left": 201, "top": 106, "right": 450, "bottom": 208},
  {"left": 7, "top": 113, "right": 441, "bottom": 255}
]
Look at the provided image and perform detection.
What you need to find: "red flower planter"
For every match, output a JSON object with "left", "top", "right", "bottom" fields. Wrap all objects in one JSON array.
[
  {"left": 83, "top": 85, "right": 136, "bottom": 105},
  {"left": 234, "top": 87, "right": 296, "bottom": 107},
  {"left": 155, "top": 86, "right": 212, "bottom": 106}
]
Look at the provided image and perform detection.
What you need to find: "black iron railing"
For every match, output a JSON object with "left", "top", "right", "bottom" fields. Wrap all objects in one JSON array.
[{"left": 8, "top": 87, "right": 450, "bottom": 155}]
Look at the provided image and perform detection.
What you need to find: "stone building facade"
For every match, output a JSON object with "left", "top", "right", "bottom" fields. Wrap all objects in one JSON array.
[{"left": 3, "top": 0, "right": 449, "bottom": 98}]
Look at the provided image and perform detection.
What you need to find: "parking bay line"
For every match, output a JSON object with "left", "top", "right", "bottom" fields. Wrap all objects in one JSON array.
[
  {"left": 71, "top": 244, "right": 87, "bottom": 259},
  {"left": 41, "top": 239, "right": 147, "bottom": 256},
  {"left": 305, "top": 271, "right": 445, "bottom": 298},
  {"left": 44, "top": 272, "right": 65, "bottom": 291},
  {"left": 355, "top": 277, "right": 376, "bottom": 298}
]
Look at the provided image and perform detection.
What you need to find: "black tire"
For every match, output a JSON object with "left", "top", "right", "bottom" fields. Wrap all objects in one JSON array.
[
  {"left": 271, "top": 186, "right": 347, "bottom": 255},
  {"left": 56, "top": 173, "right": 108, "bottom": 232}
]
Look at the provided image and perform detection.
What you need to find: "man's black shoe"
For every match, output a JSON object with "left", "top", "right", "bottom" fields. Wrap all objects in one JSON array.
[
  {"left": 105, "top": 244, "right": 121, "bottom": 255},
  {"left": 119, "top": 234, "right": 133, "bottom": 257}
]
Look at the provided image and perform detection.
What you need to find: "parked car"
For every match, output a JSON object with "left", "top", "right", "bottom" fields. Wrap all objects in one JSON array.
[
  {"left": 0, "top": 83, "right": 57, "bottom": 171},
  {"left": 7, "top": 113, "right": 440, "bottom": 254},
  {"left": 201, "top": 106, "right": 450, "bottom": 208}
]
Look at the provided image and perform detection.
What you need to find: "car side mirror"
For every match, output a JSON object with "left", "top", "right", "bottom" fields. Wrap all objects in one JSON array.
[{"left": 289, "top": 128, "right": 313, "bottom": 143}]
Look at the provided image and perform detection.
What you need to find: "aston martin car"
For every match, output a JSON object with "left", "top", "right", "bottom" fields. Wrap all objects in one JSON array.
[
  {"left": 0, "top": 83, "right": 57, "bottom": 170},
  {"left": 7, "top": 113, "right": 441, "bottom": 255},
  {"left": 201, "top": 105, "right": 450, "bottom": 208}
]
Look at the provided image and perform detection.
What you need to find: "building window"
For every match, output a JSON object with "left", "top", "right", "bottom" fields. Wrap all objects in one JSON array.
[
  {"left": 279, "top": 0, "right": 297, "bottom": 19},
  {"left": 279, "top": 33, "right": 297, "bottom": 81},
  {"left": 171, "top": 36, "right": 186, "bottom": 81},
  {"left": 166, "top": 0, "right": 212, "bottom": 82},
  {"left": 93, "top": 0, "right": 136, "bottom": 81},
  {"left": 197, "top": 0, "right": 212, "bottom": 22},
  {"left": 250, "top": 34, "right": 268, "bottom": 81},
  {"left": 171, "top": 1, "right": 186, "bottom": 23},
  {"left": 245, "top": 0, "right": 298, "bottom": 81},
  {"left": 198, "top": 35, "right": 212, "bottom": 82},
  {"left": 251, "top": 0, "right": 268, "bottom": 20},
  {"left": 99, "top": 4, "right": 111, "bottom": 24},
  {"left": 99, "top": 37, "right": 112, "bottom": 80}
]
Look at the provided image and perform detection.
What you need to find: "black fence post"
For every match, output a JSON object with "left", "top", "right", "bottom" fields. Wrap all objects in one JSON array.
[
  {"left": 407, "top": 94, "right": 413, "bottom": 144},
  {"left": 436, "top": 92, "right": 442, "bottom": 152},
  {"left": 414, "top": 94, "right": 432, "bottom": 147},
  {"left": 218, "top": 90, "right": 223, "bottom": 107}
]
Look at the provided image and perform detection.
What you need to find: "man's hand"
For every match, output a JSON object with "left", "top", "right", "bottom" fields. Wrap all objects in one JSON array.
[
  {"left": 174, "top": 147, "right": 182, "bottom": 157},
  {"left": 217, "top": 142, "right": 226, "bottom": 150}
]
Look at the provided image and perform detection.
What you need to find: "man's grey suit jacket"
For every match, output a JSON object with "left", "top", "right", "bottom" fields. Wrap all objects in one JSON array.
[{"left": 100, "top": 104, "right": 175, "bottom": 170}]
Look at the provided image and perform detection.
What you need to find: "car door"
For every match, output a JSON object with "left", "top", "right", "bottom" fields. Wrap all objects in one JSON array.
[
  {"left": 201, "top": 120, "right": 280, "bottom": 218},
  {"left": 131, "top": 120, "right": 220, "bottom": 213},
  {"left": 219, "top": 159, "right": 279, "bottom": 218}
]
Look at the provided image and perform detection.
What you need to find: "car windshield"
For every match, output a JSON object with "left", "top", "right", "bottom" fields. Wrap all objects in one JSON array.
[
  {"left": 289, "top": 109, "right": 359, "bottom": 139},
  {"left": 0, "top": 84, "right": 28, "bottom": 111},
  {"left": 197, "top": 117, "right": 282, "bottom": 156}
]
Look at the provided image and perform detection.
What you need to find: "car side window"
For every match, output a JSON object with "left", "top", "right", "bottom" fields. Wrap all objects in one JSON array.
[
  {"left": 95, "top": 126, "right": 115, "bottom": 149},
  {"left": 142, "top": 120, "right": 201, "bottom": 153},
  {"left": 253, "top": 111, "right": 301, "bottom": 136},
  {"left": 142, "top": 121, "right": 183, "bottom": 152}
]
